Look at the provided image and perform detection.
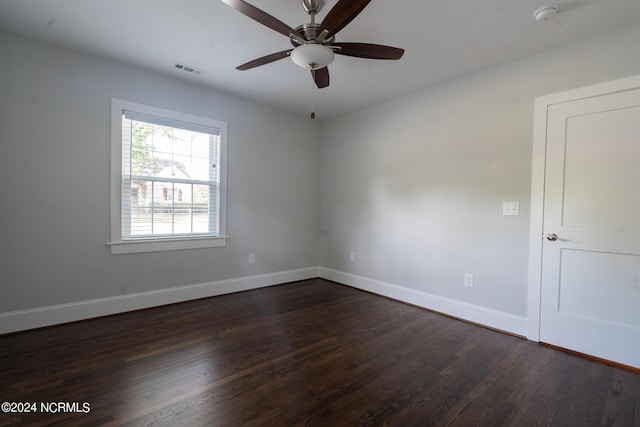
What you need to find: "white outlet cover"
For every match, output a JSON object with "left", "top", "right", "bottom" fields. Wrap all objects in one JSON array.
[{"left": 502, "top": 201, "right": 520, "bottom": 216}]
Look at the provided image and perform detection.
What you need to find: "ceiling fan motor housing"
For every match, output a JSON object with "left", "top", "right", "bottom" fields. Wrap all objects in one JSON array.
[{"left": 290, "top": 23, "right": 335, "bottom": 47}]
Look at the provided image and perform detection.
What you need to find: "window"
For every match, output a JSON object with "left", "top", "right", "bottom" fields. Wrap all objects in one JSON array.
[{"left": 109, "top": 99, "right": 227, "bottom": 254}]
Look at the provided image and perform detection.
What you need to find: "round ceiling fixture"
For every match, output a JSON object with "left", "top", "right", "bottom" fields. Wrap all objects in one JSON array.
[
  {"left": 290, "top": 44, "right": 335, "bottom": 70},
  {"left": 533, "top": 5, "right": 559, "bottom": 21}
]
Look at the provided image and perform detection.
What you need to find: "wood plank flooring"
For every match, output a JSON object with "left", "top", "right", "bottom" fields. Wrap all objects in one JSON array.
[{"left": 1, "top": 278, "right": 639, "bottom": 426}]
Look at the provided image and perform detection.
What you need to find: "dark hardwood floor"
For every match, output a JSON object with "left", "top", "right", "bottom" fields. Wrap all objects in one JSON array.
[{"left": 1, "top": 278, "right": 639, "bottom": 426}]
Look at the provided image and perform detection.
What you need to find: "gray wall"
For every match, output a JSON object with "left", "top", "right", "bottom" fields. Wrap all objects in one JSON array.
[
  {"left": 2, "top": 23, "right": 640, "bottom": 322},
  {"left": 0, "top": 31, "right": 320, "bottom": 312},
  {"left": 318, "top": 23, "right": 640, "bottom": 317}
]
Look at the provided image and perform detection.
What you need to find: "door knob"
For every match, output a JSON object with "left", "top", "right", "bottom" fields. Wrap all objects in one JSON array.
[{"left": 546, "top": 233, "right": 568, "bottom": 242}]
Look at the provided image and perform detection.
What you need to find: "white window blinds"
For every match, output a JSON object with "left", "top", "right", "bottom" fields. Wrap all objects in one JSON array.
[{"left": 121, "top": 110, "right": 222, "bottom": 240}]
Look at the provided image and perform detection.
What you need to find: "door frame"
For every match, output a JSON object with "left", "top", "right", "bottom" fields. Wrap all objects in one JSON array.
[{"left": 526, "top": 74, "right": 640, "bottom": 342}]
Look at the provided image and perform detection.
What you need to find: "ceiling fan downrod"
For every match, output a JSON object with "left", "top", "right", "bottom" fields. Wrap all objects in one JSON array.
[
  {"left": 300, "top": 0, "right": 332, "bottom": 43},
  {"left": 302, "top": 0, "right": 324, "bottom": 21}
]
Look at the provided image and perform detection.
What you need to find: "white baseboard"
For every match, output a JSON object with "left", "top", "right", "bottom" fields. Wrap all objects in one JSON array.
[
  {"left": 0, "top": 267, "right": 319, "bottom": 334},
  {"left": 319, "top": 267, "right": 527, "bottom": 337},
  {"left": 1, "top": 267, "right": 528, "bottom": 337}
]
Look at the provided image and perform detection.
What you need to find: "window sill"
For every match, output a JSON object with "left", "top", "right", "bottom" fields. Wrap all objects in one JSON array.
[{"left": 107, "top": 236, "right": 228, "bottom": 255}]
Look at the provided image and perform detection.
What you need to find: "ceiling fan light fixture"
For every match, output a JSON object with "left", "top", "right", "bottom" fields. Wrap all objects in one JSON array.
[
  {"left": 533, "top": 5, "right": 558, "bottom": 21},
  {"left": 290, "top": 43, "right": 335, "bottom": 70}
]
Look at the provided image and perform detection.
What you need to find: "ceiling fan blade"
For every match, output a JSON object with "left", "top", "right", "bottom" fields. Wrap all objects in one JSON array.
[
  {"left": 236, "top": 50, "right": 293, "bottom": 70},
  {"left": 312, "top": 67, "right": 330, "bottom": 88},
  {"left": 222, "top": 0, "right": 299, "bottom": 39},
  {"left": 317, "top": 0, "right": 372, "bottom": 39},
  {"left": 333, "top": 42, "right": 404, "bottom": 60}
]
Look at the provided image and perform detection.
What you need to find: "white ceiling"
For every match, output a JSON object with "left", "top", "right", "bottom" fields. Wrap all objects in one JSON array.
[{"left": 1, "top": 0, "right": 639, "bottom": 119}]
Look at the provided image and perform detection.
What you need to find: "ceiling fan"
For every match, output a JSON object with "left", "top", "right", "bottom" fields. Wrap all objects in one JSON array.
[{"left": 221, "top": 0, "right": 405, "bottom": 89}]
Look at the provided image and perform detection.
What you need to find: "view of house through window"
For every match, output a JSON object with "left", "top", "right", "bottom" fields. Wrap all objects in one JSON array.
[{"left": 121, "top": 111, "right": 221, "bottom": 239}]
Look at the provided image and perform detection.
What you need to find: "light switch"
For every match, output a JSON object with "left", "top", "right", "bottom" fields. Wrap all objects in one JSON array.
[{"left": 502, "top": 201, "right": 520, "bottom": 216}]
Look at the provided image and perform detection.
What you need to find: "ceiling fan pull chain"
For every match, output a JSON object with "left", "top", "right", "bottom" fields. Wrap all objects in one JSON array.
[{"left": 310, "top": 74, "right": 316, "bottom": 119}]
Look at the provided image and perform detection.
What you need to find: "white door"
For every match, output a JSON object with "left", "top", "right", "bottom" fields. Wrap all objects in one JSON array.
[{"left": 538, "top": 83, "right": 640, "bottom": 369}]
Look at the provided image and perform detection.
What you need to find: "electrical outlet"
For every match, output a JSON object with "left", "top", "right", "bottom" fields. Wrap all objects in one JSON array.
[
  {"left": 464, "top": 273, "right": 474, "bottom": 287},
  {"left": 502, "top": 201, "right": 520, "bottom": 216},
  {"left": 349, "top": 251, "right": 356, "bottom": 262},
  {"left": 248, "top": 253, "right": 255, "bottom": 264}
]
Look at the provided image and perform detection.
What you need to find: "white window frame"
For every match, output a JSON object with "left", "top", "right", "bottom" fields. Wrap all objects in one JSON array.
[{"left": 108, "top": 98, "right": 228, "bottom": 254}]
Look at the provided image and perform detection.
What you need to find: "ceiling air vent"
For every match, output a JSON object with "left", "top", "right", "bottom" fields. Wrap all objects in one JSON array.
[{"left": 174, "top": 63, "right": 204, "bottom": 76}]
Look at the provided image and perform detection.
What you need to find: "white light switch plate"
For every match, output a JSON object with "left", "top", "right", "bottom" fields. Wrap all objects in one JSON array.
[
  {"left": 464, "top": 273, "right": 474, "bottom": 287},
  {"left": 502, "top": 201, "right": 520, "bottom": 216}
]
